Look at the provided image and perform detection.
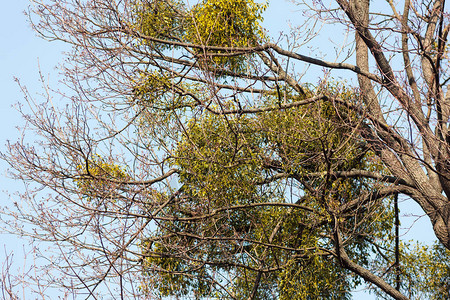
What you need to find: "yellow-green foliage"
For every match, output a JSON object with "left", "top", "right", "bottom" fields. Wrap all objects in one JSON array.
[
  {"left": 140, "top": 84, "right": 391, "bottom": 298},
  {"left": 259, "top": 84, "right": 362, "bottom": 176},
  {"left": 187, "top": 0, "right": 265, "bottom": 47},
  {"left": 132, "top": 70, "right": 197, "bottom": 110},
  {"left": 258, "top": 84, "right": 375, "bottom": 214},
  {"left": 75, "top": 155, "right": 129, "bottom": 200},
  {"left": 278, "top": 255, "right": 350, "bottom": 300},
  {"left": 133, "top": 0, "right": 265, "bottom": 71},
  {"left": 186, "top": 0, "right": 266, "bottom": 71},
  {"left": 175, "top": 114, "right": 263, "bottom": 206},
  {"left": 230, "top": 206, "right": 352, "bottom": 299},
  {"left": 141, "top": 241, "right": 211, "bottom": 298},
  {"left": 372, "top": 241, "right": 450, "bottom": 300},
  {"left": 172, "top": 84, "right": 369, "bottom": 211},
  {"left": 133, "top": 0, "right": 185, "bottom": 47},
  {"left": 412, "top": 243, "right": 450, "bottom": 300},
  {"left": 133, "top": 71, "right": 171, "bottom": 103}
]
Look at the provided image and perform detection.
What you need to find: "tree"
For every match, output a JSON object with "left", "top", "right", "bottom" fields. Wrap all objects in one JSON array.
[{"left": 3, "top": 0, "right": 450, "bottom": 299}]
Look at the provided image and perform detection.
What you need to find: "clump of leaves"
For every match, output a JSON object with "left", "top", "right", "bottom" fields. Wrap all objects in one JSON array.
[
  {"left": 277, "top": 255, "right": 351, "bottom": 300},
  {"left": 175, "top": 114, "right": 264, "bottom": 207},
  {"left": 132, "top": 70, "right": 172, "bottom": 105},
  {"left": 75, "top": 154, "right": 129, "bottom": 201},
  {"left": 141, "top": 240, "right": 213, "bottom": 298},
  {"left": 372, "top": 241, "right": 450, "bottom": 300},
  {"left": 131, "top": 70, "right": 197, "bottom": 110},
  {"left": 133, "top": 0, "right": 265, "bottom": 72},
  {"left": 186, "top": 0, "right": 267, "bottom": 72},
  {"left": 259, "top": 83, "right": 363, "bottom": 175},
  {"left": 140, "top": 83, "right": 392, "bottom": 298},
  {"left": 133, "top": 0, "right": 186, "bottom": 48}
]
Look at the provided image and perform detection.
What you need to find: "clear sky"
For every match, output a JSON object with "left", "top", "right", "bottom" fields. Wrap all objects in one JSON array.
[{"left": 0, "top": 1, "right": 438, "bottom": 299}]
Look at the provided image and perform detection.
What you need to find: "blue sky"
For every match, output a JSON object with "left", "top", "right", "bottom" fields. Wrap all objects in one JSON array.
[
  {"left": 0, "top": 1, "right": 69, "bottom": 297},
  {"left": 0, "top": 1, "right": 438, "bottom": 299}
]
